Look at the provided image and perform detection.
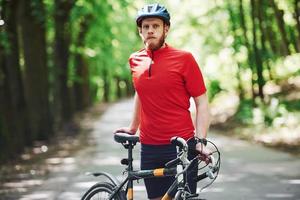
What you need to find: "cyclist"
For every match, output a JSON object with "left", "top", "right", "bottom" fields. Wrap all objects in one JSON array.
[{"left": 115, "top": 3, "right": 210, "bottom": 200}]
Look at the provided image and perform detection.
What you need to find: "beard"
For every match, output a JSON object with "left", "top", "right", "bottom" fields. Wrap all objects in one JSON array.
[{"left": 144, "top": 32, "right": 165, "bottom": 51}]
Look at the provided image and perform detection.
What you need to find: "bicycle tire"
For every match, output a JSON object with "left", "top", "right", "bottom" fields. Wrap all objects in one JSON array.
[
  {"left": 174, "top": 191, "right": 205, "bottom": 200},
  {"left": 174, "top": 190, "right": 183, "bottom": 200},
  {"left": 81, "top": 182, "right": 126, "bottom": 200}
]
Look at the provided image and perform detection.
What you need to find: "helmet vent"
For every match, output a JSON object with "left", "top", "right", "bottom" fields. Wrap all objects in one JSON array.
[{"left": 136, "top": 3, "right": 170, "bottom": 27}]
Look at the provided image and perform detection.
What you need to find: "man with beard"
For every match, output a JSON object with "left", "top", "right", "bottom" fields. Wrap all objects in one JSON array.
[{"left": 115, "top": 3, "right": 210, "bottom": 200}]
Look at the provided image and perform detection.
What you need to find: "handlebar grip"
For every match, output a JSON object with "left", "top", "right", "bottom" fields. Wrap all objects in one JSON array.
[{"left": 170, "top": 136, "right": 187, "bottom": 149}]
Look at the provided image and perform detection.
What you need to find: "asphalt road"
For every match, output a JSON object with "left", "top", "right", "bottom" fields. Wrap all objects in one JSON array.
[{"left": 16, "top": 98, "right": 300, "bottom": 200}]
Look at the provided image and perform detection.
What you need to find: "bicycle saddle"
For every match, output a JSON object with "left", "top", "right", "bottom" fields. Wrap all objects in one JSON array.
[{"left": 114, "top": 132, "right": 140, "bottom": 144}]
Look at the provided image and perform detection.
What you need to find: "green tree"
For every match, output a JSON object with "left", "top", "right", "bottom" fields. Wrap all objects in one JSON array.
[
  {"left": 19, "top": 0, "right": 53, "bottom": 140},
  {"left": 0, "top": 0, "right": 29, "bottom": 161},
  {"left": 53, "top": 0, "right": 75, "bottom": 122}
]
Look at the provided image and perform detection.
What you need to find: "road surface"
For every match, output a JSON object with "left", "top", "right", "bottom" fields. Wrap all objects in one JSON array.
[{"left": 14, "top": 99, "right": 300, "bottom": 200}]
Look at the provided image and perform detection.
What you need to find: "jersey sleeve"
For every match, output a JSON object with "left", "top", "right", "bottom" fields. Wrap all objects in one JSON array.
[{"left": 182, "top": 53, "right": 206, "bottom": 97}]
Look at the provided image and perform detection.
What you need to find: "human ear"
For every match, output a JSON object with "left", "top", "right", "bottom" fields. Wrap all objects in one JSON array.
[
  {"left": 138, "top": 27, "right": 143, "bottom": 37},
  {"left": 164, "top": 25, "right": 170, "bottom": 37}
]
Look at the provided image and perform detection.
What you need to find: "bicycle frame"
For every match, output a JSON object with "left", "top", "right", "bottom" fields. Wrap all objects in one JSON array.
[
  {"left": 104, "top": 137, "right": 180, "bottom": 200},
  {"left": 84, "top": 133, "right": 220, "bottom": 200},
  {"left": 101, "top": 137, "right": 196, "bottom": 200},
  {"left": 104, "top": 167, "right": 178, "bottom": 200},
  {"left": 94, "top": 159, "right": 209, "bottom": 200}
]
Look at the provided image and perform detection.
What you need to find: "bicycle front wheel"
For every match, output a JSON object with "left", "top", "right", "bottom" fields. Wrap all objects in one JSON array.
[
  {"left": 174, "top": 191, "right": 204, "bottom": 200},
  {"left": 81, "top": 182, "right": 125, "bottom": 200},
  {"left": 174, "top": 190, "right": 183, "bottom": 200}
]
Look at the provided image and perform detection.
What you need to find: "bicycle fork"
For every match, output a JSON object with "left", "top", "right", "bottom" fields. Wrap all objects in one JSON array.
[{"left": 161, "top": 164, "right": 184, "bottom": 200}]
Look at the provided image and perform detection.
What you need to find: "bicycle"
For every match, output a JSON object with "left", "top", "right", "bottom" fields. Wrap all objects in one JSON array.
[{"left": 81, "top": 132, "right": 221, "bottom": 200}]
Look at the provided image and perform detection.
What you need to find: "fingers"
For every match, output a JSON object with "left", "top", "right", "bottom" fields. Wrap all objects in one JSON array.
[
  {"left": 114, "top": 127, "right": 136, "bottom": 135},
  {"left": 131, "top": 57, "right": 152, "bottom": 66},
  {"left": 132, "top": 51, "right": 148, "bottom": 58},
  {"left": 195, "top": 142, "right": 213, "bottom": 164},
  {"left": 114, "top": 129, "right": 124, "bottom": 134},
  {"left": 114, "top": 127, "right": 128, "bottom": 134}
]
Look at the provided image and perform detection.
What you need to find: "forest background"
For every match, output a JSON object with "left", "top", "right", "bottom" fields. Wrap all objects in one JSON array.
[{"left": 0, "top": 0, "right": 299, "bottom": 163}]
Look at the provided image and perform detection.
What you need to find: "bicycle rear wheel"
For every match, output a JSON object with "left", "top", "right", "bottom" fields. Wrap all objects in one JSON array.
[{"left": 81, "top": 182, "right": 125, "bottom": 200}]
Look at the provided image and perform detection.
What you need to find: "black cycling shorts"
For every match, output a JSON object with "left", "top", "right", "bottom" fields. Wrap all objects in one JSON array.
[{"left": 140, "top": 138, "right": 198, "bottom": 199}]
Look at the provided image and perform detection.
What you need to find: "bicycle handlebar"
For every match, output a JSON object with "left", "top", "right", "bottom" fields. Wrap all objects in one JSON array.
[
  {"left": 114, "top": 133, "right": 220, "bottom": 187},
  {"left": 169, "top": 136, "right": 220, "bottom": 183},
  {"left": 170, "top": 136, "right": 188, "bottom": 150},
  {"left": 170, "top": 136, "right": 190, "bottom": 167}
]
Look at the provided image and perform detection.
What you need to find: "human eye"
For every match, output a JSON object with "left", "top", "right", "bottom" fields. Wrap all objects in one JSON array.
[
  {"left": 142, "top": 25, "right": 149, "bottom": 30},
  {"left": 153, "top": 24, "right": 159, "bottom": 29}
]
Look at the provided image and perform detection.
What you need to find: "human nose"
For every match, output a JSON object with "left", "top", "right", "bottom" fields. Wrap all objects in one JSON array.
[{"left": 147, "top": 26, "right": 154, "bottom": 34}]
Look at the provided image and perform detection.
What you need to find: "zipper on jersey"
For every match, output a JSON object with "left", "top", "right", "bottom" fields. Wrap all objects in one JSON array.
[{"left": 148, "top": 51, "right": 154, "bottom": 77}]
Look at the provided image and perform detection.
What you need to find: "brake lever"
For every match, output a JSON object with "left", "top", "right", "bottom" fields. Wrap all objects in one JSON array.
[{"left": 165, "top": 157, "right": 181, "bottom": 168}]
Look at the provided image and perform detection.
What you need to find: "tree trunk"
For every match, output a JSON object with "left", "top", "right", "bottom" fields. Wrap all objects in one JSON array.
[
  {"left": 294, "top": 0, "right": 300, "bottom": 50},
  {"left": 0, "top": 26, "right": 11, "bottom": 161},
  {"left": 227, "top": 1, "right": 245, "bottom": 99},
  {"left": 102, "top": 67, "right": 110, "bottom": 102},
  {"left": 239, "top": 0, "right": 256, "bottom": 98},
  {"left": 19, "top": 0, "right": 52, "bottom": 140},
  {"left": 270, "top": 0, "right": 291, "bottom": 55},
  {"left": 124, "top": 79, "right": 134, "bottom": 96},
  {"left": 115, "top": 77, "right": 122, "bottom": 99},
  {"left": 54, "top": 0, "right": 75, "bottom": 122},
  {"left": 0, "top": 58, "right": 12, "bottom": 161},
  {"left": 5, "top": 0, "right": 31, "bottom": 148},
  {"left": 288, "top": 26, "right": 300, "bottom": 53},
  {"left": 258, "top": 0, "right": 273, "bottom": 80},
  {"left": 1, "top": 0, "right": 33, "bottom": 162},
  {"left": 74, "top": 56, "right": 90, "bottom": 110},
  {"left": 74, "top": 16, "right": 92, "bottom": 111},
  {"left": 251, "top": 0, "right": 265, "bottom": 100},
  {"left": 263, "top": 9, "right": 280, "bottom": 57}
]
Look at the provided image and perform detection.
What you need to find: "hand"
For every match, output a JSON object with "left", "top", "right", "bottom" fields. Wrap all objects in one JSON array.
[
  {"left": 195, "top": 142, "right": 211, "bottom": 164},
  {"left": 129, "top": 52, "right": 152, "bottom": 78},
  {"left": 114, "top": 127, "right": 137, "bottom": 135},
  {"left": 131, "top": 56, "right": 152, "bottom": 67}
]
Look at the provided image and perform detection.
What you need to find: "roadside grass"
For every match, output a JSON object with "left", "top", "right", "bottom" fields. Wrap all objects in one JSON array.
[
  {"left": 0, "top": 103, "right": 109, "bottom": 199},
  {"left": 210, "top": 76, "right": 300, "bottom": 155}
]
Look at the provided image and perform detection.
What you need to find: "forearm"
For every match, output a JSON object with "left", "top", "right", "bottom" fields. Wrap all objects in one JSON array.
[
  {"left": 194, "top": 94, "right": 210, "bottom": 139},
  {"left": 129, "top": 93, "right": 141, "bottom": 132}
]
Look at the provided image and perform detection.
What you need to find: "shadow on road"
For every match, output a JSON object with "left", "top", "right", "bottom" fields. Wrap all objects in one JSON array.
[{"left": 1, "top": 98, "right": 300, "bottom": 200}]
